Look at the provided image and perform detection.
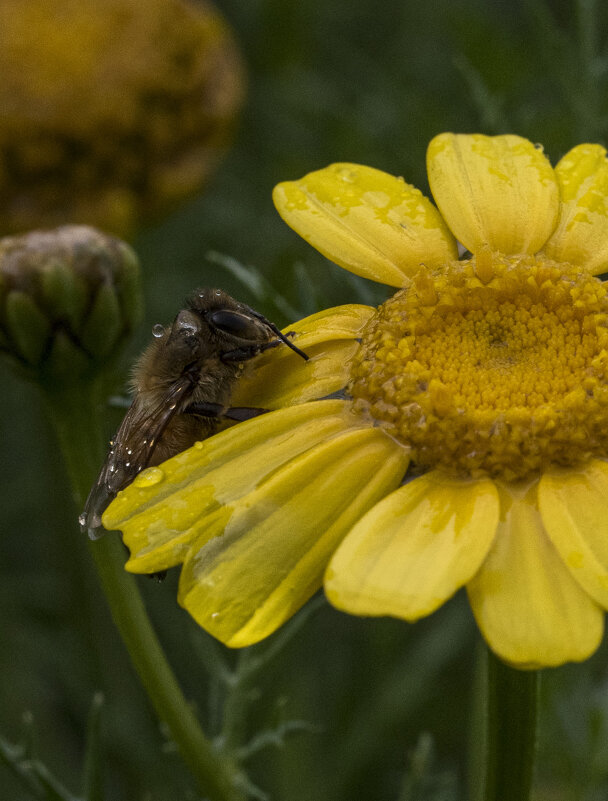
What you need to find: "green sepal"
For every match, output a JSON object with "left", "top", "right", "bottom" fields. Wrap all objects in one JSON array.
[
  {"left": 39, "top": 259, "right": 88, "bottom": 331},
  {"left": 44, "top": 330, "right": 91, "bottom": 379},
  {"left": 115, "top": 242, "right": 143, "bottom": 331},
  {"left": 4, "top": 290, "right": 51, "bottom": 365},
  {"left": 0, "top": 274, "right": 8, "bottom": 349},
  {"left": 81, "top": 283, "right": 122, "bottom": 358}
]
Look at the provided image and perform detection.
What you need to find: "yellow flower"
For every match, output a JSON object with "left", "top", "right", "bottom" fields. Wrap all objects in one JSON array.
[
  {"left": 104, "top": 134, "right": 608, "bottom": 668},
  {"left": 0, "top": 0, "right": 244, "bottom": 236}
]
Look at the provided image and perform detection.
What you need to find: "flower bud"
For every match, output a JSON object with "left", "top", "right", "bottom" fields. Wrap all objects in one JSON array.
[
  {"left": 0, "top": 225, "right": 142, "bottom": 382},
  {"left": 0, "top": 0, "right": 245, "bottom": 236}
]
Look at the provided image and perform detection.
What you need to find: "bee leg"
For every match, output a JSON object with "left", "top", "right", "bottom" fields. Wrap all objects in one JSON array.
[
  {"left": 220, "top": 341, "right": 278, "bottom": 363},
  {"left": 185, "top": 401, "right": 269, "bottom": 421},
  {"left": 223, "top": 406, "right": 270, "bottom": 422}
]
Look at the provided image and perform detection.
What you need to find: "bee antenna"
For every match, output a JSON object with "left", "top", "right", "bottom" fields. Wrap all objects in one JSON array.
[
  {"left": 272, "top": 326, "right": 309, "bottom": 361},
  {"left": 247, "top": 308, "right": 309, "bottom": 360}
]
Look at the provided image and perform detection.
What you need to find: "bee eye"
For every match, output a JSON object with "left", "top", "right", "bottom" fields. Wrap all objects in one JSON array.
[{"left": 207, "top": 310, "right": 263, "bottom": 339}]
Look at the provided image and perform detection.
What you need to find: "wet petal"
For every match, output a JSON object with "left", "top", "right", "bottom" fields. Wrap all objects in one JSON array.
[
  {"left": 543, "top": 144, "right": 608, "bottom": 274},
  {"left": 467, "top": 481, "right": 603, "bottom": 668},
  {"left": 103, "top": 400, "right": 358, "bottom": 572},
  {"left": 325, "top": 471, "right": 498, "bottom": 619},
  {"left": 539, "top": 460, "right": 608, "bottom": 608},
  {"left": 232, "top": 304, "right": 375, "bottom": 408},
  {"left": 273, "top": 162, "right": 457, "bottom": 287},
  {"left": 178, "top": 427, "right": 410, "bottom": 647},
  {"left": 427, "top": 133, "right": 559, "bottom": 255}
]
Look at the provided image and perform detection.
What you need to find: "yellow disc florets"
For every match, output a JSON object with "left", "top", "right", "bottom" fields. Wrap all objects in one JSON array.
[{"left": 349, "top": 253, "right": 608, "bottom": 481}]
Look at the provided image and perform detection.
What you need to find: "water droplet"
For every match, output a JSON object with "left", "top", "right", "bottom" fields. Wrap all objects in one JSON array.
[
  {"left": 78, "top": 513, "right": 87, "bottom": 527},
  {"left": 152, "top": 323, "right": 165, "bottom": 338},
  {"left": 133, "top": 466, "right": 165, "bottom": 487},
  {"left": 337, "top": 166, "right": 358, "bottom": 183},
  {"left": 215, "top": 289, "right": 222, "bottom": 296},
  {"left": 211, "top": 612, "right": 220, "bottom": 619},
  {"left": 194, "top": 440, "right": 204, "bottom": 449}
]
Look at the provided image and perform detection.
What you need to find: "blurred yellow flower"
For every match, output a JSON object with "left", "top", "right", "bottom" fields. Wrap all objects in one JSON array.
[
  {"left": 0, "top": 0, "right": 244, "bottom": 236},
  {"left": 105, "top": 133, "right": 608, "bottom": 668}
]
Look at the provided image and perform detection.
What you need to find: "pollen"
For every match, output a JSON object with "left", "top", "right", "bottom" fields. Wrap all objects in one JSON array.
[{"left": 349, "top": 253, "right": 608, "bottom": 480}]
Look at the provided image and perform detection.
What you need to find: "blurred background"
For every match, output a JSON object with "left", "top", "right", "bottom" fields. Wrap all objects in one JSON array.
[{"left": 2, "top": 0, "right": 608, "bottom": 799}]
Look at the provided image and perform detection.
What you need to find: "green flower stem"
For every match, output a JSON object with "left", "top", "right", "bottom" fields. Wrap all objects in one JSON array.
[
  {"left": 42, "top": 379, "right": 243, "bottom": 801},
  {"left": 483, "top": 646, "right": 539, "bottom": 801}
]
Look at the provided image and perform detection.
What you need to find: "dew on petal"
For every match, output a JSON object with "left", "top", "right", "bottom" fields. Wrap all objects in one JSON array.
[{"left": 133, "top": 466, "right": 165, "bottom": 487}]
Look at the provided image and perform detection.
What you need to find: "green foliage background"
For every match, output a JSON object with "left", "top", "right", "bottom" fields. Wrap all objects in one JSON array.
[{"left": 3, "top": 0, "right": 608, "bottom": 799}]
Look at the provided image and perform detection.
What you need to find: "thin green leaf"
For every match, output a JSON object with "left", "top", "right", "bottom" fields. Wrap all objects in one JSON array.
[
  {"left": 244, "top": 594, "right": 326, "bottom": 677},
  {"left": 237, "top": 719, "right": 319, "bottom": 761},
  {"left": 206, "top": 251, "right": 304, "bottom": 321},
  {"left": 190, "top": 627, "right": 233, "bottom": 686},
  {"left": 26, "top": 760, "right": 79, "bottom": 801},
  {"left": 82, "top": 692, "right": 104, "bottom": 801}
]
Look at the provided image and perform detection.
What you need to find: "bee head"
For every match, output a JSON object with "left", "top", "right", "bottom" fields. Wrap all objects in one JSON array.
[
  {"left": 185, "top": 288, "right": 265, "bottom": 342},
  {"left": 185, "top": 288, "right": 309, "bottom": 360}
]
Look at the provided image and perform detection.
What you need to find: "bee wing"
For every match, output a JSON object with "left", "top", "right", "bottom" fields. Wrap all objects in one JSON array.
[{"left": 80, "top": 375, "right": 195, "bottom": 538}]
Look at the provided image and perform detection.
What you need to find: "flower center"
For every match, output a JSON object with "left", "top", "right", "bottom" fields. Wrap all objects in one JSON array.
[{"left": 349, "top": 253, "right": 608, "bottom": 481}]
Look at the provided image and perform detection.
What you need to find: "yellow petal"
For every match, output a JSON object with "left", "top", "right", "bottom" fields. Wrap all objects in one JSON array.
[
  {"left": 273, "top": 163, "right": 458, "bottom": 288},
  {"left": 543, "top": 144, "right": 608, "bottom": 274},
  {"left": 427, "top": 133, "right": 559, "bottom": 255},
  {"left": 103, "top": 400, "right": 357, "bottom": 571},
  {"left": 467, "top": 481, "right": 603, "bottom": 668},
  {"left": 282, "top": 304, "right": 376, "bottom": 347},
  {"left": 178, "top": 427, "right": 410, "bottom": 647},
  {"left": 539, "top": 460, "right": 608, "bottom": 608},
  {"left": 232, "top": 304, "right": 375, "bottom": 408},
  {"left": 325, "top": 471, "right": 498, "bottom": 619}
]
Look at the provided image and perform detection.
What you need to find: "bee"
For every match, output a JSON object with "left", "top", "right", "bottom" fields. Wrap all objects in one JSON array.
[{"left": 80, "top": 288, "right": 308, "bottom": 539}]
